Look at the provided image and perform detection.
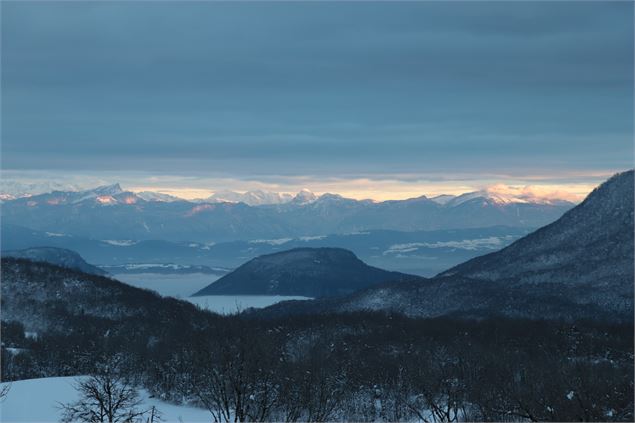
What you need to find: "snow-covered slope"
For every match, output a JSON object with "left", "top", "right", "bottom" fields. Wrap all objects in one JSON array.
[
  {"left": 0, "top": 257, "right": 217, "bottom": 333},
  {"left": 1, "top": 184, "right": 573, "bottom": 242},
  {"left": 206, "top": 189, "right": 294, "bottom": 206},
  {"left": 441, "top": 170, "right": 634, "bottom": 285},
  {"left": 257, "top": 171, "right": 634, "bottom": 322},
  {"left": 135, "top": 191, "right": 183, "bottom": 202},
  {"left": 0, "top": 377, "right": 210, "bottom": 423}
]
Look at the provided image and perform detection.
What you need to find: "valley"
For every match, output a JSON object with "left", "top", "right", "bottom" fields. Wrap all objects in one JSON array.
[
  {"left": 1, "top": 171, "right": 633, "bottom": 422},
  {"left": 2, "top": 3, "right": 632, "bottom": 421}
]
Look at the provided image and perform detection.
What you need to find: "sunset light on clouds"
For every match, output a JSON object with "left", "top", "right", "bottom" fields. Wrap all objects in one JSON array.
[
  {"left": 1, "top": 1, "right": 632, "bottom": 202},
  {"left": 124, "top": 179, "right": 597, "bottom": 203}
]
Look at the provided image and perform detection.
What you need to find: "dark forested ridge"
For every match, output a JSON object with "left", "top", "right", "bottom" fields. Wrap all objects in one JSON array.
[
  {"left": 2, "top": 259, "right": 633, "bottom": 422},
  {"left": 1, "top": 247, "right": 107, "bottom": 276},
  {"left": 1, "top": 171, "right": 633, "bottom": 421},
  {"left": 441, "top": 170, "right": 634, "bottom": 284},
  {"left": 193, "top": 247, "right": 414, "bottom": 297},
  {"left": 257, "top": 171, "right": 634, "bottom": 322}
]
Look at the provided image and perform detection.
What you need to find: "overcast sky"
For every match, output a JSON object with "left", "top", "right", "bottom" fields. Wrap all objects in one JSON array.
[{"left": 1, "top": 1, "right": 633, "bottom": 199}]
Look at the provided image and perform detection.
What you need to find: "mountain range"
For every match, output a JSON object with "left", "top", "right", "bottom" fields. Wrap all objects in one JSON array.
[
  {"left": 0, "top": 171, "right": 632, "bottom": 326},
  {"left": 0, "top": 183, "right": 572, "bottom": 243},
  {"left": 0, "top": 223, "right": 529, "bottom": 276},
  {"left": 253, "top": 170, "right": 634, "bottom": 322}
]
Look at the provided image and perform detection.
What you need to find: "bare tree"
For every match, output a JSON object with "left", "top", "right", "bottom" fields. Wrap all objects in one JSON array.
[
  {"left": 0, "top": 383, "right": 11, "bottom": 402},
  {"left": 185, "top": 331, "right": 279, "bottom": 423},
  {"left": 59, "top": 357, "right": 149, "bottom": 423},
  {"left": 145, "top": 405, "right": 163, "bottom": 423}
]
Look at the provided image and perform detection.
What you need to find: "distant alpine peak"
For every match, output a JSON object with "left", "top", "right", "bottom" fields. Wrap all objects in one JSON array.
[
  {"left": 207, "top": 190, "right": 294, "bottom": 206},
  {"left": 430, "top": 194, "right": 456, "bottom": 205},
  {"left": 317, "top": 193, "right": 345, "bottom": 201},
  {"left": 135, "top": 191, "right": 183, "bottom": 202},
  {"left": 292, "top": 189, "right": 318, "bottom": 204},
  {"left": 445, "top": 185, "right": 576, "bottom": 207},
  {"left": 485, "top": 184, "right": 580, "bottom": 205},
  {"left": 91, "top": 183, "right": 123, "bottom": 196},
  {"left": 2, "top": 181, "right": 580, "bottom": 208}
]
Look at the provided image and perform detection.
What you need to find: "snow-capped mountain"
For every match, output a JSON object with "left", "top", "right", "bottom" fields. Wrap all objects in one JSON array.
[
  {"left": 290, "top": 189, "right": 318, "bottom": 205},
  {"left": 440, "top": 170, "right": 634, "bottom": 283},
  {"left": 446, "top": 187, "right": 575, "bottom": 207},
  {"left": 20, "top": 183, "right": 143, "bottom": 207},
  {"left": 135, "top": 191, "right": 184, "bottom": 202},
  {"left": 0, "top": 182, "right": 574, "bottom": 242},
  {"left": 206, "top": 189, "right": 295, "bottom": 206},
  {"left": 430, "top": 194, "right": 456, "bottom": 205},
  {"left": 0, "top": 180, "right": 83, "bottom": 198},
  {"left": 258, "top": 170, "right": 634, "bottom": 322}
]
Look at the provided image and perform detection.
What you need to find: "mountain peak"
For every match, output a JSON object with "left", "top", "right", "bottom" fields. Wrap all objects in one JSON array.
[
  {"left": 292, "top": 189, "right": 317, "bottom": 204},
  {"left": 317, "top": 193, "right": 345, "bottom": 201},
  {"left": 92, "top": 183, "right": 123, "bottom": 196},
  {"left": 135, "top": 191, "right": 182, "bottom": 202},
  {"left": 430, "top": 194, "right": 456, "bottom": 205},
  {"left": 440, "top": 169, "right": 634, "bottom": 282},
  {"left": 193, "top": 247, "right": 409, "bottom": 298},
  {"left": 207, "top": 190, "right": 294, "bottom": 206}
]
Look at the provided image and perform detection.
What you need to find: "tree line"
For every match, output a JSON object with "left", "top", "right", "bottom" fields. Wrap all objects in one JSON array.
[{"left": 2, "top": 312, "right": 633, "bottom": 422}]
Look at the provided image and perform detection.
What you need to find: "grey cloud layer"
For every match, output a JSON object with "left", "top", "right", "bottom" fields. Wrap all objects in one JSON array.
[{"left": 2, "top": 2, "right": 633, "bottom": 178}]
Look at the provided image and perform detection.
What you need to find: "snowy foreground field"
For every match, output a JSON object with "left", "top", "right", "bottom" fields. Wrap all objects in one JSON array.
[
  {"left": 112, "top": 272, "right": 310, "bottom": 314},
  {"left": 0, "top": 377, "right": 211, "bottom": 423}
]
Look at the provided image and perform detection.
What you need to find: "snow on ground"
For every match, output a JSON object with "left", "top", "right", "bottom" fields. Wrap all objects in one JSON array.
[
  {"left": 0, "top": 376, "right": 211, "bottom": 423},
  {"left": 112, "top": 273, "right": 219, "bottom": 298},
  {"left": 383, "top": 236, "right": 515, "bottom": 255},
  {"left": 186, "top": 295, "right": 310, "bottom": 314}
]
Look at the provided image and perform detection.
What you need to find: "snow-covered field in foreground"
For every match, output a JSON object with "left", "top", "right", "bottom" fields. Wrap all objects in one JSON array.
[
  {"left": 0, "top": 376, "right": 210, "bottom": 423},
  {"left": 112, "top": 272, "right": 219, "bottom": 297},
  {"left": 186, "top": 295, "right": 310, "bottom": 314}
]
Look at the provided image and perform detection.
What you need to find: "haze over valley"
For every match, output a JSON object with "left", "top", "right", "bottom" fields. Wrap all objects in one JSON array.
[{"left": 1, "top": 2, "right": 633, "bottom": 422}]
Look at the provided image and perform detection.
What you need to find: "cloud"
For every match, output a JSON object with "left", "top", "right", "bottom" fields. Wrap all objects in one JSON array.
[
  {"left": 484, "top": 184, "right": 593, "bottom": 203},
  {"left": 1, "top": 169, "right": 608, "bottom": 203},
  {"left": 1, "top": 2, "right": 632, "bottom": 183}
]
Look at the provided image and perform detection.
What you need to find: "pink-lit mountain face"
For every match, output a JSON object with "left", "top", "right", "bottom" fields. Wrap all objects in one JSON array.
[{"left": 0, "top": 183, "right": 574, "bottom": 243}]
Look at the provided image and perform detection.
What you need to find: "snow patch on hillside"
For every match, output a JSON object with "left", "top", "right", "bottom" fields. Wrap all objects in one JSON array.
[
  {"left": 102, "top": 240, "right": 138, "bottom": 247},
  {"left": 384, "top": 236, "right": 514, "bottom": 254}
]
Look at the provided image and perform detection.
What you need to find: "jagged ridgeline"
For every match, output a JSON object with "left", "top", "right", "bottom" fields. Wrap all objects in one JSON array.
[
  {"left": 0, "top": 171, "right": 633, "bottom": 422},
  {"left": 0, "top": 182, "right": 573, "bottom": 243},
  {"left": 255, "top": 170, "right": 635, "bottom": 322}
]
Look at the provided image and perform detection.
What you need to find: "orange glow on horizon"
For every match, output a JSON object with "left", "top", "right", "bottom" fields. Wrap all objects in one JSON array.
[{"left": 128, "top": 180, "right": 598, "bottom": 203}]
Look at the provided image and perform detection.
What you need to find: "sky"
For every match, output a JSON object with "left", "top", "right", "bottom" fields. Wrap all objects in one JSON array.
[{"left": 1, "top": 1, "right": 633, "bottom": 201}]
